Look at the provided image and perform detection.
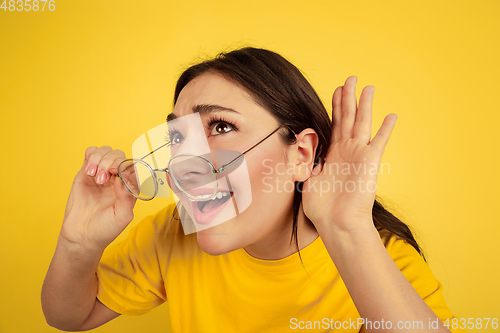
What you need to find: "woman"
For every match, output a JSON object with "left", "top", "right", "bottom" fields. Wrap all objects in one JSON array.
[{"left": 42, "top": 47, "right": 460, "bottom": 332}]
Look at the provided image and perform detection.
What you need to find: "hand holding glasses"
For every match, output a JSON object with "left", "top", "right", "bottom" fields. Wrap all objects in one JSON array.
[{"left": 61, "top": 123, "right": 294, "bottom": 251}]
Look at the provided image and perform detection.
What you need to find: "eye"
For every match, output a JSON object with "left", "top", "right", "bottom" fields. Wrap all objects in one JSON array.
[
  {"left": 206, "top": 114, "right": 238, "bottom": 137},
  {"left": 210, "top": 122, "right": 233, "bottom": 136},
  {"left": 165, "top": 130, "right": 184, "bottom": 146}
]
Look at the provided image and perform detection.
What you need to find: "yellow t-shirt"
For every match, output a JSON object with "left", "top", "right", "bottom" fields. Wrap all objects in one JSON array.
[{"left": 96, "top": 203, "right": 463, "bottom": 332}]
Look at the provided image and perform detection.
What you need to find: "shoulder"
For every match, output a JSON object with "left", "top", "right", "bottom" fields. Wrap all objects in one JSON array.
[
  {"left": 377, "top": 230, "right": 464, "bottom": 330},
  {"left": 378, "top": 230, "right": 431, "bottom": 285},
  {"left": 378, "top": 230, "right": 444, "bottom": 302},
  {"left": 128, "top": 201, "right": 190, "bottom": 238},
  {"left": 140, "top": 201, "right": 200, "bottom": 260},
  {"left": 121, "top": 201, "right": 179, "bottom": 250},
  {"left": 378, "top": 229, "right": 423, "bottom": 262},
  {"left": 101, "top": 201, "right": 199, "bottom": 264}
]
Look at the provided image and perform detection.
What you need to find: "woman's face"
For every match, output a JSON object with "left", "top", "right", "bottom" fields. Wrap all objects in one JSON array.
[{"left": 170, "top": 72, "right": 299, "bottom": 256}]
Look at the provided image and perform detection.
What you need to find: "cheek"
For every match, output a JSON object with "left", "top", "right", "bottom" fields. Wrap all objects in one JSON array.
[
  {"left": 249, "top": 152, "right": 294, "bottom": 198},
  {"left": 195, "top": 153, "right": 293, "bottom": 253}
]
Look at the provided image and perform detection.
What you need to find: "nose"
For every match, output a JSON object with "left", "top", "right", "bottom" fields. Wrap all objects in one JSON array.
[
  {"left": 175, "top": 157, "right": 209, "bottom": 179},
  {"left": 169, "top": 155, "right": 215, "bottom": 192}
]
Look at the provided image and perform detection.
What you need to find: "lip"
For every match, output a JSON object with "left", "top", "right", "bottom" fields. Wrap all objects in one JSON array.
[{"left": 190, "top": 191, "right": 234, "bottom": 225}]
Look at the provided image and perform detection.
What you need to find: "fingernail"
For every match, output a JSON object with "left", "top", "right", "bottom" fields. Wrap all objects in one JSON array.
[
  {"left": 87, "top": 163, "right": 97, "bottom": 176},
  {"left": 96, "top": 170, "right": 106, "bottom": 184}
]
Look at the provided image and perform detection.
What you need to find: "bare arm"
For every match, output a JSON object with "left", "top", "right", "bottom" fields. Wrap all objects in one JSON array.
[
  {"left": 319, "top": 225, "right": 450, "bottom": 333},
  {"left": 79, "top": 299, "right": 120, "bottom": 331},
  {"left": 42, "top": 236, "right": 120, "bottom": 331},
  {"left": 302, "top": 76, "right": 450, "bottom": 332},
  {"left": 42, "top": 146, "right": 136, "bottom": 330}
]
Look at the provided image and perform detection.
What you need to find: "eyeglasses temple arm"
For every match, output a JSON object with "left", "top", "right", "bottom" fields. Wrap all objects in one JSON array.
[
  {"left": 139, "top": 141, "right": 171, "bottom": 161},
  {"left": 215, "top": 125, "right": 294, "bottom": 173}
]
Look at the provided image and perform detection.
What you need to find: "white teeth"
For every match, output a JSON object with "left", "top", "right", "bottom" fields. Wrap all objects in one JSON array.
[
  {"left": 194, "top": 194, "right": 210, "bottom": 199},
  {"left": 188, "top": 192, "right": 230, "bottom": 201}
]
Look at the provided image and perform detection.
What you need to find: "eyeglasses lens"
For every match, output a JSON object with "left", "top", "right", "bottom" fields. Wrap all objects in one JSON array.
[
  {"left": 118, "top": 160, "right": 157, "bottom": 200},
  {"left": 169, "top": 155, "right": 217, "bottom": 200}
]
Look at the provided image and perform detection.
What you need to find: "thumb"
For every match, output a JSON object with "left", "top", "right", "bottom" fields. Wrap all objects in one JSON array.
[{"left": 113, "top": 176, "right": 136, "bottom": 225}]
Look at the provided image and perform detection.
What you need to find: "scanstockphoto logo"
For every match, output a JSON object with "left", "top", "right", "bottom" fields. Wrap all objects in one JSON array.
[
  {"left": 261, "top": 158, "right": 390, "bottom": 194},
  {"left": 130, "top": 113, "right": 253, "bottom": 235}
]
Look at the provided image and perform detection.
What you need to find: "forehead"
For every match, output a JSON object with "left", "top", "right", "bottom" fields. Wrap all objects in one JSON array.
[{"left": 173, "top": 72, "right": 265, "bottom": 121}]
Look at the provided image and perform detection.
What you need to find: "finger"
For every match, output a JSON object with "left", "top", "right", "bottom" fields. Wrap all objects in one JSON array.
[
  {"left": 109, "top": 159, "right": 125, "bottom": 175},
  {"left": 353, "top": 85, "right": 375, "bottom": 143},
  {"left": 107, "top": 151, "right": 127, "bottom": 175},
  {"left": 94, "top": 149, "right": 127, "bottom": 185},
  {"left": 83, "top": 146, "right": 98, "bottom": 171},
  {"left": 341, "top": 76, "right": 358, "bottom": 140},
  {"left": 370, "top": 114, "right": 398, "bottom": 153},
  {"left": 331, "top": 86, "right": 343, "bottom": 144},
  {"left": 165, "top": 171, "right": 173, "bottom": 189},
  {"left": 85, "top": 146, "right": 113, "bottom": 181},
  {"left": 85, "top": 146, "right": 98, "bottom": 160},
  {"left": 113, "top": 176, "right": 136, "bottom": 225}
]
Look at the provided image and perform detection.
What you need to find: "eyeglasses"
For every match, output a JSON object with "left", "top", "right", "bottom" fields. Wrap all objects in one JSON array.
[{"left": 117, "top": 124, "right": 295, "bottom": 201}]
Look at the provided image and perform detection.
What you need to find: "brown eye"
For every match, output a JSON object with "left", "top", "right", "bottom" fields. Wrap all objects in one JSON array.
[
  {"left": 173, "top": 134, "right": 182, "bottom": 144},
  {"left": 210, "top": 122, "right": 233, "bottom": 136},
  {"left": 216, "top": 123, "right": 228, "bottom": 133},
  {"left": 166, "top": 131, "right": 184, "bottom": 146}
]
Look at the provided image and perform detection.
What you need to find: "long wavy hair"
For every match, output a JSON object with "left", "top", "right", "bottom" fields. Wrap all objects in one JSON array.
[{"left": 172, "top": 47, "right": 425, "bottom": 261}]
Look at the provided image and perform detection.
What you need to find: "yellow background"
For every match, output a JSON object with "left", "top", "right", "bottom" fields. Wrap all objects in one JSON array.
[{"left": 1, "top": 0, "right": 499, "bottom": 332}]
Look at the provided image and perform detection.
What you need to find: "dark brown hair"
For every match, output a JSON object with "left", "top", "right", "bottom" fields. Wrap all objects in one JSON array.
[{"left": 173, "top": 47, "right": 425, "bottom": 261}]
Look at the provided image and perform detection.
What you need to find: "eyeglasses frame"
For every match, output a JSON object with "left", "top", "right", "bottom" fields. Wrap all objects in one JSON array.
[{"left": 117, "top": 123, "right": 296, "bottom": 201}]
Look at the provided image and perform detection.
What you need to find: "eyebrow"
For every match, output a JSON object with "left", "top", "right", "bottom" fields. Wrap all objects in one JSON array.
[{"left": 166, "top": 104, "right": 242, "bottom": 122}]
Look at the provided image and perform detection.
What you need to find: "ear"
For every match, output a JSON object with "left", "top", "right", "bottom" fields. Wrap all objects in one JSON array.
[{"left": 290, "top": 128, "right": 319, "bottom": 182}]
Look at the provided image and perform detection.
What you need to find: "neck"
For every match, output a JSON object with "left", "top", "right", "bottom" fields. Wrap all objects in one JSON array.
[{"left": 243, "top": 204, "right": 319, "bottom": 260}]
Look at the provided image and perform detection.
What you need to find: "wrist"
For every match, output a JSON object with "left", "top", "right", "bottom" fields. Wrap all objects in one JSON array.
[
  {"left": 56, "top": 233, "right": 105, "bottom": 262},
  {"left": 317, "top": 218, "right": 380, "bottom": 249},
  {"left": 318, "top": 222, "right": 385, "bottom": 273},
  {"left": 315, "top": 215, "right": 378, "bottom": 238}
]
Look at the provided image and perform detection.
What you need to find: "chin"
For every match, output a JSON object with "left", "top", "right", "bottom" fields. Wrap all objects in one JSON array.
[{"left": 196, "top": 228, "right": 239, "bottom": 256}]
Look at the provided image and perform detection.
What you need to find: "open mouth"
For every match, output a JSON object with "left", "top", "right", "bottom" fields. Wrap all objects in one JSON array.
[{"left": 189, "top": 191, "right": 234, "bottom": 225}]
